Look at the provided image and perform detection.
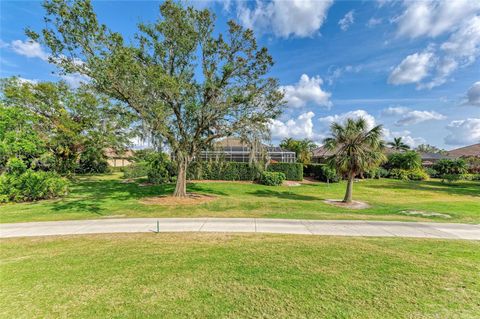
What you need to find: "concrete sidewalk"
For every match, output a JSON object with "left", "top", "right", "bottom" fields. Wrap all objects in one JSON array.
[{"left": 1, "top": 218, "right": 479, "bottom": 240}]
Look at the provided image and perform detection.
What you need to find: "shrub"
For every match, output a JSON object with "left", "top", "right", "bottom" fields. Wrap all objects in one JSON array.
[
  {"left": 259, "top": 171, "right": 285, "bottom": 186},
  {"left": 424, "top": 167, "right": 438, "bottom": 178},
  {"left": 303, "top": 164, "right": 339, "bottom": 183},
  {"left": 77, "top": 147, "right": 109, "bottom": 174},
  {"left": 389, "top": 168, "right": 428, "bottom": 181},
  {"left": 385, "top": 151, "right": 421, "bottom": 170},
  {"left": 6, "top": 157, "right": 27, "bottom": 175},
  {"left": 389, "top": 168, "right": 410, "bottom": 180},
  {"left": 267, "top": 163, "right": 303, "bottom": 181},
  {"left": 364, "top": 167, "right": 389, "bottom": 179},
  {"left": 123, "top": 161, "right": 149, "bottom": 179},
  {"left": 0, "top": 169, "right": 68, "bottom": 202},
  {"left": 187, "top": 161, "right": 258, "bottom": 181},
  {"left": 433, "top": 159, "right": 468, "bottom": 176},
  {"left": 440, "top": 174, "right": 461, "bottom": 184},
  {"left": 406, "top": 168, "right": 429, "bottom": 181},
  {"left": 147, "top": 153, "right": 175, "bottom": 184}
]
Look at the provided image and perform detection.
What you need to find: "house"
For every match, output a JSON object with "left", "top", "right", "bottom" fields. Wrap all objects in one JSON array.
[
  {"left": 198, "top": 137, "right": 296, "bottom": 163},
  {"left": 104, "top": 148, "right": 135, "bottom": 167},
  {"left": 418, "top": 152, "right": 455, "bottom": 166},
  {"left": 447, "top": 143, "right": 480, "bottom": 158}
]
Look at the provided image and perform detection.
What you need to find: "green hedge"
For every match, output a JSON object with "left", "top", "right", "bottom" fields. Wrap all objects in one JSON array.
[
  {"left": 187, "top": 161, "right": 258, "bottom": 181},
  {"left": 303, "top": 164, "right": 339, "bottom": 182},
  {"left": 267, "top": 163, "right": 303, "bottom": 181}
]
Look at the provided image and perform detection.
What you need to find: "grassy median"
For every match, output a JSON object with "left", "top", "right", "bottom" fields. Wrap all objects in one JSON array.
[{"left": 1, "top": 233, "right": 479, "bottom": 318}]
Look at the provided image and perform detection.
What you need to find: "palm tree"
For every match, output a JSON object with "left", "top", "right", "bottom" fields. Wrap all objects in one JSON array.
[
  {"left": 388, "top": 137, "right": 410, "bottom": 151},
  {"left": 324, "top": 118, "right": 386, "bottom": 203}
]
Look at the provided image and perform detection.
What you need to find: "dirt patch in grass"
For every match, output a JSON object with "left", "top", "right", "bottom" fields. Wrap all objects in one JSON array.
[
  {"left": 188, "top": 180, "right": 254, "bottom": 184},
  {"left": 139, "top": 193, "right": 217, "bottom": 206},
  {"left": 400, "top": 210, "right": 451, "bottom": 219},
  {"left": 283, "top": 181, "right": 301, "bottom": 187},
  {"left": 323, "top": 199, "right": 371, "bottom": 209}
]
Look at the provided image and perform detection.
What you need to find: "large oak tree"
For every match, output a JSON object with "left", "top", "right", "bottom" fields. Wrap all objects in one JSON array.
[{"left": 28, "top": 0, "right": 284, "bottom": 197}]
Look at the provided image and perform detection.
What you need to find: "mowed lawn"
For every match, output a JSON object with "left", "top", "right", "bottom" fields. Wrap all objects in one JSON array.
[
  {"left": 0, "top": 173, "right": 479, "bottom": 223},
  {"left": 0, "top": 233, "right": 479, "bottom": 318}
]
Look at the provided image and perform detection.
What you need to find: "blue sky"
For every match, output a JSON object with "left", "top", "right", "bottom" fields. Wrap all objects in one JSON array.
[{"left": 1, "top": 0, "right": 479, "bottom": 149}]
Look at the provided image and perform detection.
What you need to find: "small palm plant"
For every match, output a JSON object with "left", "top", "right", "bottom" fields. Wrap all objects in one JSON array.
[
  {"left": 387, "top": 137, "right": 410, "bottom": 151},
  {"left": 324, "top": 118, "right": 386, "bottom": 203}
]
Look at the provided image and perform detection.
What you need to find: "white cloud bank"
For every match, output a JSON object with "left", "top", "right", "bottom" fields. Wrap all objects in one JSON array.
[
  {"left": 444, "top": 118, "right": 480, "bottom": 145},
  {"left": 281, "top": 74, "right": 331, "bottom": 108},
  {"left": 390, "top": 1, "right": 480, "bottom": 89},
  {"left": 238, "top": 0, "right": 333, "bottom": 38},
  {"left": 318, "top": 109, "right": 376, "bottom": 131},
  {"left": 395, "top": 0, "right": 480, "bottom": 39},
  {"left": 269, "top": 111, "right": 318, "bottom": 140}
]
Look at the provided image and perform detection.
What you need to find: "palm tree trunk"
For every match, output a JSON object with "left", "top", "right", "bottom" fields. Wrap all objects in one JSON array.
[{"left": 343, "top": 172, "right": 354, "bottom": 203}]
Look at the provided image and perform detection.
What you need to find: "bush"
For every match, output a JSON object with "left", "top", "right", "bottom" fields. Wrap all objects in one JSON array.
[
  {"left": 147, "top": 153, "right": 175, "bottom": 184},
  {"left": 364, "top": 167, "right": 389, "bottom": 179},
  {"left": 123, "top": 161, "right": 149, "bottom": 179},
  {"left": 389, "top": 168, "right": 428, "bottom": 181},
  {"left": 259, "top": 171, "right": 285, "bottom": 186},
  {"left": 187, "top": 161, "right": 258, "bottom": 181},
  {"left": 6, "top": 157, "right": 27, "bottom": 175},
  {"left": 406, "top": 168, "right": 429, "bottom": 181},
  {"left": 76, "top": 147, "right": 109, "bottom": 174},
  {"left": 267, "top": 163, "right": 303, "bottom": 181},
  {"left": 0, "top": 169, "right": 68, "bottom": 202},
  {"left": 385, "top": 151, "right": 421, "bottom": 170},
  {"left": 433, "top": 159, "right": 468, "bottom": 176},
  {"left": 303, "top": 164, "right": 339, "bottom": 183},
  {"left": 424, "top": 167, "right": 438, "bottom": 178},
  {"left": 440, "top": 174, "right": 461, "bottom": 183}
]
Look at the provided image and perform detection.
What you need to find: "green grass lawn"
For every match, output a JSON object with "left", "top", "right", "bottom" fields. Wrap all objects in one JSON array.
[
  {"left": 0, "top": 173, "right": 479, "bottom": 223},
  {"left": 1, "top": 233, "right": 479, "bottom": 318}
]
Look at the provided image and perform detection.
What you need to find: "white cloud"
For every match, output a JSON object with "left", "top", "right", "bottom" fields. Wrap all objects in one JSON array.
[
  {"left": 237, "top": 0, "right": 333, "bottom": 38},
  {"left": 444, "top": 118, "right": 480, "bottom": 145},
  {"left": 269, "top": 111, "right": 319, "bottom": 140},
  {"left": 388, "top": 51, "right": 435, "bottom": 85},
  {"left": 395, "top": 110, "right": 446, "bottom": 126},
  {"left": 338, "top": 10, "right": 354, "bottom": 31},
  {"left": 10, "top": 40, "right": 49, "bottom": 61},
  {"left": 440, "top": 16, "right": 480, "bottom": 65},
  {"left": 465, "top": 82, "right": 480, "bottom": 106},
  {"left": 367, "top": 18, "right": 382, "bottom": 28},
  {"left": 416, "top": 57, "right": 458, "bottom": 90},
  {"left": 326, "top": 64, "right": 362, "bottom": 85},
  {"left": 281, "top": 74, "right": 331, "bottom": 108},
  {"left": 381, "top": 106, "right": 410, "bottom": 116},
  {"left": 395, "top": 0, "right": 480, "bottom": 39},
  {"left": 318, "top": 109, "right": 376, "bottom": 131},
  {"left": 381, "top": 107, "right": 446, "bottom": 126},
  {"left": 60, "top": 73, "right": 90, "bottom": 88},
  {"left": 383, "top": 128, "right": 426, "bottom": 148},
  {"left": 391, "top": 3, "right": 480, "bottom": 89}
]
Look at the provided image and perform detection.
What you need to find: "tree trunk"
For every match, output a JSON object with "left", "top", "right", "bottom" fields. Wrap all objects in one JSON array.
[
  {"left": 343, "top": 172, "right": 354, "bottom": 203},
  {"left": 173, "top": 159, "right": 188, "bottom": 198}
]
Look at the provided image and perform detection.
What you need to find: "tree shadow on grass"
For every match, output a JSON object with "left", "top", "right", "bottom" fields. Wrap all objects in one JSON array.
[
  {"left": 247, "top": 190, "right": 320, "bottom": 201},
  {"left": 364, "top": 179, "right": 480, "bottom": 197},
  {"left": 50, "top": 178, "right": 228, "bottom": 214}
]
